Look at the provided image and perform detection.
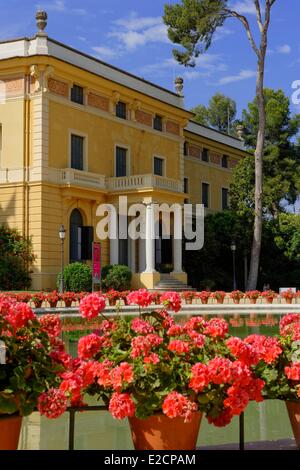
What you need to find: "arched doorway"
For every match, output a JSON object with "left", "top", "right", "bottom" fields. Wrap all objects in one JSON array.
[{"left": 69, "top": 209, "right": 83, "bottom": 262}]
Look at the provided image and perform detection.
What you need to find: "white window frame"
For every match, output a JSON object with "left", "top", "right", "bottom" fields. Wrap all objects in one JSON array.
[
  {"left": 114, "top": 143, "right": 131, "bottom": 177},
  {"left": 69, "top": 129, "right": 88, "bottom": 171},
  {"left": 153, "top": 155, "right": 166, "bottom": 177}
]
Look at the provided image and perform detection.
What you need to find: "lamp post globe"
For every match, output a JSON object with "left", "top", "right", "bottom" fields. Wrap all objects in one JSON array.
[{"left": 59, "top": 225, "right": 66, "bottom": 293}]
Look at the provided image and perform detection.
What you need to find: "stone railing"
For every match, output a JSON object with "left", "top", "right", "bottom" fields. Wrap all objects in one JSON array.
[
  {"left": 0, "top": 168, "right": 183, "bottom": 193},
  {"left": 107, "top": 174, "right": 182, "bottom": 193}
]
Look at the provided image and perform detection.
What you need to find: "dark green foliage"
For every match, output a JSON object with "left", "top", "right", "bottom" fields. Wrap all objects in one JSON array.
[
  {"left": 184, "top": 211, "right": 300, "bottom": 291},
  {"left": 0, "top": 225, "right": 35, "bottom": 290},
  {"left": 163, "top": 0, "right": 228, "bottom": 66},
  {"left": 102, "top": 264, "right": 132, "bottom": 291},
  {"left": 57, "top": 262, "right": 92, "bottom": 292},
  {"left": 230, "top": 89, "right": 300, "bottom": 216},
  {"left": 191, "top": 93, "right": 237, "bottom": 133}
]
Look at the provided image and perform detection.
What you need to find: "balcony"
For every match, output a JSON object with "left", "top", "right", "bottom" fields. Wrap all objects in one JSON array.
[
  {"left": 0, "top": 167, "right": 183, "bottom": 194},
  {"left": 107, "top": 174, "right": 183, "bottom": 193},
  {"left": 41, "top": 167, "right": 106, "bottom": 190}
]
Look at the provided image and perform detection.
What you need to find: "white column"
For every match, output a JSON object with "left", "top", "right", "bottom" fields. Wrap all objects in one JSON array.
[
  {"left": 144, "top": 203, "right": 156, "bottom": 273},
  {"left": 130, "top": 237, "right": 136, "bottom": 273},
  {"left": 110, "top": 217, "right": 118, "bottom": 265},
  {"left": 172, "top": 237, "right": 183, "bottom": 273}
]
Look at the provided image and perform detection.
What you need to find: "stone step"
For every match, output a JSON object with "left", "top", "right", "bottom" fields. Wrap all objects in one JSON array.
[{"left": 153, "top": 274, "right": 194, "bottom": 292}]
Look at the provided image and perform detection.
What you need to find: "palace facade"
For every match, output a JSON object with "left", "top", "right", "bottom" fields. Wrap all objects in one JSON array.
[{"left": 0, "top": 15, "right": 247, "bottom": 290}]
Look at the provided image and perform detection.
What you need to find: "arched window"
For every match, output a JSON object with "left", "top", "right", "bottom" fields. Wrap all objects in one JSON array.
[{"left": 69, "top": 209, "right": 83, "bottom": 262}]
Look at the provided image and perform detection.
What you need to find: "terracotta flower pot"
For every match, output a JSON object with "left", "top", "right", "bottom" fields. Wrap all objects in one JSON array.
[
  {"left": 286, "top": 401, "right": 300, "bottom": 449},
  {"left": 285, "top": 298, "right": 293, "bottom": 304},
  {"left": 249, "top": 299, "right": 257, "bottom": 304},
  {"left": 216, "top": 298, "right": 224, "bottom": 304},
  {"left": 200, "top": 298, "right": 208, "bottom": 304},
  {"left": 185, "top": 299, "right": 193, "bottom": 305},
  {"left": 266, "top": 298, "right": 274, "bottom": 304},
  {"left": 49, "top": 301, "right": 58, "bottom": 308},
  {"left": 129, "top": 412, "right": 202, "bottom": 450},
  {"left": 33, "top": 301, "right": 43, "bottom": 308},
  {"left": 0, "top": 415, "right": 22, "bottom": 450},
  {"left": 233, "top": 299, "right": 240, "bottom": 304},
  {"left": 64, "top": 300, "right": 73, "bottom": 307}
]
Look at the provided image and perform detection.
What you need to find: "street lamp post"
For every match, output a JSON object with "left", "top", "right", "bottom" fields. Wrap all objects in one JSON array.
[
  {"left": 231, "top": 241, "right": 237, "bottom": 291},
  {"left": 59, "top": 225, "right": 66, "bottom": 293}
]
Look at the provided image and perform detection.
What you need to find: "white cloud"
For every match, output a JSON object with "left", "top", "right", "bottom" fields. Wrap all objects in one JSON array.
[
  {"left": 113, "top": 13, "right": 162, "bottom": 32},
  {"left": 36, "top": 1, "right": 86, "bottom": 15},
  {"left": 219, "top": 69, "right": 256, "bottom": 85},
  {"left": 92, "top": 46, "right": 118, "bottom": 59},
  {"left": 277, "top": 44, "right": 291, "bottom": 54},
  {"left": 230, "top": 0, "right": 257, "bottom": 14},
  {"left": 194, "top": 54, "right": 228, "bottom": 73},
  {"left": 107, "top": 11, "right": 169, "bottom": 51},
  {"left": 183, "top": 71, "right": 209, "bottom": 80},
  {"left": 109, "top": 23, "right": 169, "bottom": 51},
  {"left": 135, "top": 54, "right": 226, "bottom": 83}
]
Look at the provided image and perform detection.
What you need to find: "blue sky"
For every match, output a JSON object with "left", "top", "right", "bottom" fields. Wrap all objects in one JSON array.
[{"left": 1, "top": 0, "right": 300, "bottom": 117}]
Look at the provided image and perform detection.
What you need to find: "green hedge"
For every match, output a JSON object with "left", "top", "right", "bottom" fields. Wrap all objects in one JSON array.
[
  {"left": 102, "top": 264, "right": 132, "bottom": 291},
  {"left": 57, "top": 262, "right": 92, "bottom": 292}
]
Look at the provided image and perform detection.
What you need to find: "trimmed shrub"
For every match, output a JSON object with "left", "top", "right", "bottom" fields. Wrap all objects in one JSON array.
[
  {"left": 102, "top": 264, "right": 132, "bottom": 291},
  {"left": 57, "top": 262, "right": 92, "bottom": 293},
  {"left": 0, "top": 225, "right": 35, "bottom": 290}
]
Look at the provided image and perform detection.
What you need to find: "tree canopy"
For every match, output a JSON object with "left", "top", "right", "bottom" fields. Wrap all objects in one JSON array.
[
  {"left": 191, "top": 92, "right": 237, "bottom": 133},
  {"left": 230, "top": 89, "right": 300, "bottom": 216}
]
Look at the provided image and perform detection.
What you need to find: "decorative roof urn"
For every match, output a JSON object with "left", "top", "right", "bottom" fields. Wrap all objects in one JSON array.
[{"left": 36, "top": 11, "right": 48, "bottom": 35}]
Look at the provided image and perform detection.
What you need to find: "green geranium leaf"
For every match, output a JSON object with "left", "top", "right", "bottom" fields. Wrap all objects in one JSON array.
[{"left": 0, "top": 395, "right": 17, "bottom": 414}]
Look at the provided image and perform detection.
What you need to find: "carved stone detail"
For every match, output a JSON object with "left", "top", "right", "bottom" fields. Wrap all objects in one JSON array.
[
  {"left": 166, "top": 120, "right": 180, "bottom": 136},
  {"left": 88, "top": 92, "right": 109, "bottom": 112},
  {"left": 135, "top": 109, "right": 152, "bottom": 127},
  {"left": 210, "top": 153, "right": 221, "bottom": 165},
  {"left": 188, "top": 145, "right": 201, "bottom": 159},
  {"left": 48, "top": 78, "right": 69, "bottom": 97},
  {"left": 30, "top": 65, "right": 54, "bottom": 93}
]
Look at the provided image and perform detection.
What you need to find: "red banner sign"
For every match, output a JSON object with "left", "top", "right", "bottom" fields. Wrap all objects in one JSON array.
[{"left": 92, "top": 242, "right": 101, "bottom": 284}]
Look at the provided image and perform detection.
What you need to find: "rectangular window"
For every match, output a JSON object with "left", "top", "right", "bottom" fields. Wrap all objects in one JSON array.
[
  {"left": 222, "top": 188, "right": 229, "bottom": 210},
  {"left": 184, "top": 177, "right": 189, "bottom": 194},
  {"left": 222, "top": 155, "right": 229, "bottom": 168},
  {"left": 116, "top": 147, "right": 127, "bottom": 177},
  {"left": 183, "top": 141, "right": 189, "bottom": 156},
  {"left": 116, "top": 101, "right": 127, "bottom": 119},
  {"left": 153, "top": 115, "right": 163, "bottom": 132},
  {"left": 202, "top": 148, "right": 209, "bottom": 162},
  {"left": 202, "top": 182, "right": 210, "bottom": 208},
  {"left": 71, "top": 85, "right": 84, "bottom": 105},
  {"left": 71, "top": 134, "right": 84, "bottom": 171},
  {"left": 154, "top": 157, "right": 164, "bottom": 176}
]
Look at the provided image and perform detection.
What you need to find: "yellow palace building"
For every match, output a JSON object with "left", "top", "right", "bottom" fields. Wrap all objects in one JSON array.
[{"left": 0, "top": 12, "right": 247, "bottom": 291}]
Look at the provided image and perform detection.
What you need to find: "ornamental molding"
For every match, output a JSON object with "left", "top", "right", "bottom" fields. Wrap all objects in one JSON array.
[{"left": 30, "top": 64, "right": 54, "bottom": 93}]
